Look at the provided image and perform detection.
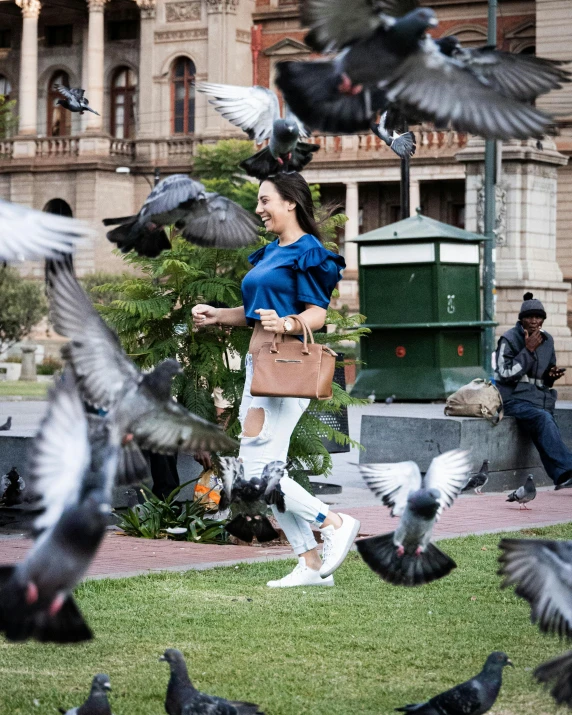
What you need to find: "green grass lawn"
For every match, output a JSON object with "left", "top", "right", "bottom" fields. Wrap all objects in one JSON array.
[
  {"left": 0, "top": 381, "right": 49, "bottom": 399},
  {"left": 1, "top": 524, "right": 571, "bottom": 715}
]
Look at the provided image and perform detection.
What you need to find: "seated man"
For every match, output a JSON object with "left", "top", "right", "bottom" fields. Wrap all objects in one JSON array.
[{"left": 494, "top": 292, "right": 572, "bottom": 489}]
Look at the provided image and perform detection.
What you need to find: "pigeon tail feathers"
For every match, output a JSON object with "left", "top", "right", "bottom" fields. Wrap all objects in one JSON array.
[
  {"left": 357, "top": 533, "right": 457, "bottom": 586},
  {"left": 390, "top": 132, "right": 417, "bottom": 159},
  {"left": 116, "top": 439, "right": 149, "bottom": 485},
  {"left": 534, "top": 650, "right": 572, "bottom": 708},
  {"left": 106, "top": 221, "right": 171, "bottom": 257},
  {"left": 240, "top": 147, "right": 282, "bottom": 180}
]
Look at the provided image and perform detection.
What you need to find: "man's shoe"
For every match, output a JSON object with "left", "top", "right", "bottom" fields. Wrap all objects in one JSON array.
[
  {"left": 319, "top": 513, "right": 361, "bottom": 578},
  {"left": 555, "top": 472, "right": 572, "bottom": 490},
  {"left": 267, "top": 558, "right": 334, "bottom": 588}
]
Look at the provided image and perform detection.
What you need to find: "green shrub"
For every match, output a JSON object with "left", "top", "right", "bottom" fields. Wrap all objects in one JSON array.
[
  {"left": 0, "top": 266, "right": 47, "bottom": 352},
  {"left": 36, "top": 356, "right": 63, "bottom": 375}
]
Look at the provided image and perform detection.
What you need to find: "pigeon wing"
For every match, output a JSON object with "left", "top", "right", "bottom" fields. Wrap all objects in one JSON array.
[
  {"left": 30, "top": 375, "right": 91, "bottom": 533},
  {"left": 384, "top": 39, "right": 554, "bottom": 140},
  {"left": 430, "top": 678, "right": 483, "bottom": 713},
  {"left": 197, "top": 83, "right": 280, "bottom": 144},
  {"left": 130, "top": 399, "right": 237, "bottom": 455},
  {"left": 47, "top": 261, "right": 140, "bottom": 410},
  {"left": 0, "top": 200, "right": 91, "bottom": 262},
  {"left": 358, "top": 460, "right": 422, "bottom": 516},
  {"left": 423, "top": 449, "right": 472, "bottom": 519},
  {"left": 218, "top": 456, "right": 244, "bottom": 508},
  {"left": 301, "top": 0, "right": 418, "bottom": 52},
  {"left": 138, "top": 174, "right": 206, "bottom": 224},
  {"left": 499, "top": 538, "right": 572, "bottom": 638},
  {"left": 53, "top": 84, "right": 76, "bottom": 101},
  {"left": 458, "top": 47, "right": 572, "bottom": 102},
  {"left": 179, "top": 193, "right": 260, "bottom": 249}
]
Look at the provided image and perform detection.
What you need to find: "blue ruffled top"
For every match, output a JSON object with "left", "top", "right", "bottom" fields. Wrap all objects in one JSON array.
[{"left": 241, "top": 234, "right": 345, "bottom": 327}]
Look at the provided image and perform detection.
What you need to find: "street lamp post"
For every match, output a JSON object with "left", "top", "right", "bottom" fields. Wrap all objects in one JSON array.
[{"left": 482, "top": 0, "right": 498, "bottom": 376}]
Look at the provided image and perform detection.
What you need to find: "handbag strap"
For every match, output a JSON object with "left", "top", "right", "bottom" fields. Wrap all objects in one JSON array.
[{"left": 270, "top": 314, "right": 314, "bottom": 355}]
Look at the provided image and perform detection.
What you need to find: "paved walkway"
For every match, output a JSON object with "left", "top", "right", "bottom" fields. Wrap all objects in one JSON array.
[{"left": 1, "top": 489, "right": 570, "bottom": 580}]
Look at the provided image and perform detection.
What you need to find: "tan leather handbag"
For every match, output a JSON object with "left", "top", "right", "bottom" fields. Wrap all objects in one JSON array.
[
  {"left": 250, "top": 315, "right": 337, "bottom": 400},
  {"left": 444, "top": 379, "right": 504, "bottom": 425}
]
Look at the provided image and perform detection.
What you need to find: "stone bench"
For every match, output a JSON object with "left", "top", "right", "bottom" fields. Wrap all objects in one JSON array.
[{"left": 359, "top": 402, "right": 572, "bottom": 491}]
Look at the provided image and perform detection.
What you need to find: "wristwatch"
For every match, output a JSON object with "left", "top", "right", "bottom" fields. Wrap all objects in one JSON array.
[{"left": 283, "top": 318, "right": 293, "bottom": 333}]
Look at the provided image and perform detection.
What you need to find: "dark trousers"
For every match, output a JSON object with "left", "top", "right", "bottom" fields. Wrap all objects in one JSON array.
[
  {"left": 143, "top": 451, "right": 179, "bottom": 500},
  {"left": 504, "top": 400, "right": 572, "bottom": 484}
]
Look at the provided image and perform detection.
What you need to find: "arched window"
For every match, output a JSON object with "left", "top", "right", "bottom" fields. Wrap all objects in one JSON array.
[
  {"left": 111, "top": 67, "right": 137, "bottom": 139},
  {"left": 0, "top": 74, "right": 11, "bottom": 98},
  {"left": 171, "top": 57, "right": 195, "bottom": 134},
  {"left": 47, "top": 71, "right": 71, "bottom": 136},
  {"left": 43, "top": 198, "right": 73, "bottom": 216}
]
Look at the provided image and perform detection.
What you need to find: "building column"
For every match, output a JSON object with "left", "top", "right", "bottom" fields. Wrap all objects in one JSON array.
[
  {"left": 16, "top": 0, "right": 40, "bottom": 136},
  {"left": 205, "top": 0, "right": 239, "bottom": 133},
  {"left": 136, "top": 0, "right": 156, "bottom": 139},
  {"left": 344, "top": 181, "right": 359, "bottom": 272},
  {"left": 410, "top": 178, "right": 421, "bottom": 217},
  {"left": 85, "top": 0, "right": 106, "bottom": 132}
]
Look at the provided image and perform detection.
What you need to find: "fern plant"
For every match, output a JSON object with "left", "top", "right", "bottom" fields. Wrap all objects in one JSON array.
[{"left": 94, "top": 141, "right": 369, "bottom": 478}]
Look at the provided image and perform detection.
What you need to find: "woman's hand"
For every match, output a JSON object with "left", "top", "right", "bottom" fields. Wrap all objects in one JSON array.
[
  {"left": 192, "top": 304, "right": 220, "bottom": 328},
  {"left": 255, "top": 308, "right": 284, "bottom": 333}
]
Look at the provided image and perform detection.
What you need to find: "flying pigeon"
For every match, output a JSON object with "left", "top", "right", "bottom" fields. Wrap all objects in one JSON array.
[
  {"left": 395, "top": 651, "right": 513, "bottom": 714},
  {"left": 534, "top": 650, "right": 572, "bottom": 709},
  {"left": 0, "top": 416, "right": 11, "bottom": 431},
  {"left": 0, "top": 373, "right": 114, "bottom": 643},
  {"left": 276, "top": 3, "right": 560, "bottom": 141},
  {"left": 370, "top": 111, "right": 416, "bottom": 160},
  {"left": 46, "top": 260, "right": 237, "bottom": 462},
  {"left": 197, "top": 83, "right": 319, "bottom": 180},
  {"left": 58, "top": 673, "right": 113, "bottom": 715},
  {"left": 357, "top": 449, "right": 471, "bottom": 586},
  {"left": 506, "top": 474, "right": 536, "bottom": 509},
  {"left": 54, "top": 85, "right": 100, "bottom": 115},
  {"left": 462, "top": 460, "right": 490, "bottom": 495},
  {"left": 498, "top": 537, "right": 572, "bottom": 639},
  {"left": 160, "top": 648, "right": 265, "bottom": 715},
  {"left": 103, "top": 174, "right": 260, "bottom": 257},
  {"left": 0, "top": 467, "right": 26, "bottom": 506},
  {"left": 0, "top": 200, "right": 91, "bottom": 262},
  {"left": 219, "top": 458, "right": 285, "bottom": 543}
]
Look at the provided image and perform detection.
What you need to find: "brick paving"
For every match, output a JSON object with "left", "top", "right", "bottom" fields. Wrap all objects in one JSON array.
[{"left": 0, "top": 489, "right": 570, "bottom": 580}]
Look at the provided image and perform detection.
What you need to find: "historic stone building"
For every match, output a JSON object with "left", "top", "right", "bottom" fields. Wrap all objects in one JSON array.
[{"left": 1, "top": 0, "right": 572, "bottom": 377}]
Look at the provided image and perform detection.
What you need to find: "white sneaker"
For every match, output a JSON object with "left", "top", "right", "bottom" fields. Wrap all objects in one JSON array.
[
  {"left": 267, "top": 558, "right": 335, "bottom": 588},
  {"left": 319, "top": 513, "right": 361, "bottom": 578}
]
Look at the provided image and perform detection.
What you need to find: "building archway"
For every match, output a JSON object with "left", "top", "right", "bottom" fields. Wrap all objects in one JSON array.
[
  {"left": 43, "top": 198, "right": 73, "bottom": 217},
  {"left": 47, "top": 71, "right": 71, "bottom": 136}
]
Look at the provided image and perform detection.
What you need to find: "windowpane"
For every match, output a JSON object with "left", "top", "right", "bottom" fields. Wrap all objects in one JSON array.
[
  {"left": 0, "top": 29, "right": 11, "bottom": 49},
  {"left": 111, "top": 67, "right": 136, "bottom": 138},
  {"left": 0, "top": 76, "right": 10, "bottom": 96},
  {"left": 171, "top": 57, "right": 196, "bottom": 135},
  {"left": 46, "top": 25, "right": 73, "bottom": 47}
]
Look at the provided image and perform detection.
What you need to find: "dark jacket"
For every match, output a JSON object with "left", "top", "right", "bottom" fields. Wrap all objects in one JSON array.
[{"left": 494, "top": 322, "right": 557, "bottom": 411}]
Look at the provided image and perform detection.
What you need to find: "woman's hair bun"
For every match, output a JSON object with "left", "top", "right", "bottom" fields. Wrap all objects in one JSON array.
[{"left": 523, "top": 292, "right": 534, "bottom": 300}]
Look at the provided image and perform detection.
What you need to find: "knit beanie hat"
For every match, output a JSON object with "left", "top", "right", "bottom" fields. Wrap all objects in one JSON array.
[{"left": 519, "top": 292, "right": 546, "bottom": 320}]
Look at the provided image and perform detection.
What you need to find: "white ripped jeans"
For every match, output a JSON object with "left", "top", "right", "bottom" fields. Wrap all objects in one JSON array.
[{"left": 238, "top": 353, "right": 330, "bottom": 556}]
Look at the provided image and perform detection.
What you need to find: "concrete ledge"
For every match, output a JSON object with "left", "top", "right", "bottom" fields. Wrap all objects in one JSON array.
[{"left": 359, "top": 402, "right": 572, "bottom": 491}]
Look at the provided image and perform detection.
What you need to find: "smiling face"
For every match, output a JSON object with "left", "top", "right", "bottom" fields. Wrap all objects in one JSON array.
[{"left": 256, "top": 180, "right": 296, "bottom": 236}]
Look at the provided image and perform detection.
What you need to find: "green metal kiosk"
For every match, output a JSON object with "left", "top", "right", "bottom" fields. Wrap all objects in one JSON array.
[{"left": 351, "top": 211, "right": 492, "bottom": 400}]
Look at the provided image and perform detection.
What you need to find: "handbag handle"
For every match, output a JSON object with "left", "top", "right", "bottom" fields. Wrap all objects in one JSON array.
[{"left": 270, "top": 314, "right": 314, "bottom": 355}]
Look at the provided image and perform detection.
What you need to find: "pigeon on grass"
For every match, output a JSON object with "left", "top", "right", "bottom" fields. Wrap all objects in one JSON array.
[
  {"left": 160, "top": 648, "right": 265, "bottom": 715},
  {"left": 498, "top": 537, "right": 572, "bottom": 639},
  {"left": 0, "top": 467, "right": 26, "bottom": 506},
  {"left": 197, "top": 83, "right": 319, "bottom": 179},
  {"left": 54, "top": 85, "right": 100, "bottom": 115},
  {"left": 46, "top": 260, "right": 237, "bottom": 467},
  {"left": 58, "top": 673, "right": 113, "bottom": 715},
  {"left": 462, "top": 460, "right": 490, "bottom": 495},
  {"left": 534, "top": 650, "right": 572, "bottom": 709},
  {"left": 103, "top": 174, "right": 260, "bottom": 257},
  {"left": 506, "top": 474, "right": 536, "bottom": 509},
  {"left": 219, "top": 458, "right": 285, "bottom": 543},
  {"left": 395, "top": 651, "right": 513, "bottom": 714},
  {"left": 0, "top": 373, "right": 114, "bottom": 643},
  {"left": 0, "top": 200, "right": 91, "bottom": 262},
  {"left": 357, "top": 449, "right": 471, "bottom": 586}
]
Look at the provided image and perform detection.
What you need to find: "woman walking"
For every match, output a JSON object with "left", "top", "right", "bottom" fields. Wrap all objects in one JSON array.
[{"left": 192, "top": 172, "right": 360, "bottom": 587}]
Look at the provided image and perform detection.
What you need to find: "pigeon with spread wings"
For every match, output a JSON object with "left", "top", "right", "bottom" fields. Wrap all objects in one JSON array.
[
  {"left": 0, "top": 200, "right": 91, "bottom": 263},
  {"left": 0, "top": 373, "right": 114, "bottom": 643},
  {"left": 197, "top": 83, "right": 319, "bottom": 180},
  {"left": 103, "top": 174, "right": 260, "bottom": 257},
  {"left": 219, "top": 458, "right": 286, "bottom": 543},
  {"left": 46, "top": 260, "right": 237, "bottom": 461},
  {"left": 357, "top": 449, "right": 471, "bottom": 586},
  {"left": 54, "top": 85, "right": 100, "bottom": 115}
]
